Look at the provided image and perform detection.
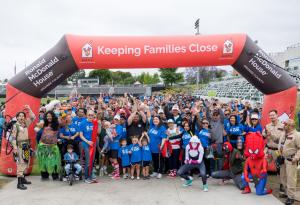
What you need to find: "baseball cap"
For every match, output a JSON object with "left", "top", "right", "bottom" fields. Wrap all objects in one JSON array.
[
  {"left": 251, "top": 114, "right": 259, "bottom": 120},
  {"left": 114, "top": 115, "right": 121, "bottom": 120},
  {"left": 158, "top": 109, "right": 164, "bottom": 114},
  {"left": 167, "top": 119, "right": 175, "bottom": 124},
  {"left": 172, "top": 105, "right": 180, "bottom": 111}
]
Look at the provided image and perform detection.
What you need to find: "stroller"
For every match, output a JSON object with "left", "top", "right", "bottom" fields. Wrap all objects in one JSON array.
[{"left": 60, "top": 160, "right": 82, "bottom": 186}]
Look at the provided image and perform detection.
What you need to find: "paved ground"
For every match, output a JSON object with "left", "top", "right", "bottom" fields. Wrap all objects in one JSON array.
[{"left": 0, "top": 176, "right": 283, "bottom": 205}]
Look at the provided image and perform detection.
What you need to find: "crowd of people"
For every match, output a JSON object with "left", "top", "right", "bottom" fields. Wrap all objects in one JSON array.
[{"left": 4, "top": 93, "right": 300, "bottom": 205}]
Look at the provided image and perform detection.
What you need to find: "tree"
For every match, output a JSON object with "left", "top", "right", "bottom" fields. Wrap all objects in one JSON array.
[
  {"left": 136, "top": 72, "right": 160, "bottom": 84},
  {"left": 111, "top": 71, "right": 135, "bottom": 85},
  {"left": 89, "top": 70, "right": 112, "bottom": 84},
  {"left": 159, "top": 68, "right": 184, "bottom": 86},
  {"left": 184, "top": 67, "right": 227, "bottom": 84}
]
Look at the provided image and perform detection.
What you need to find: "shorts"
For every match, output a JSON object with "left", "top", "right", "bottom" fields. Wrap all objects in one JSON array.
[
  {"left": 122, "top": 165, "right": 131, "bottom": 169},
  {"left": 142, "top": 161, "right": 150, "bottom": 167},
  {"left": 131, "top": 162, "right": 141, "bottom": 166},
  {"left": 109, "top": 150, "right": 118, "bottom": 159}
]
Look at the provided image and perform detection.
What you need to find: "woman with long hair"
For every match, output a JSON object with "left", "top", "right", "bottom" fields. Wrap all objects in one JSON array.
[
  {"left": 36, "top": 111, "right": 61, "bottom": 180},
  {"left": 148, "top": 115, "right": 167, "bottom": 179},
  {"left": 224, "top": 115, "right": 245, "bottom": 148}
]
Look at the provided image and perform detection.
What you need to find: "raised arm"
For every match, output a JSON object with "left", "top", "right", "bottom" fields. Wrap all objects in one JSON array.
[{"left": 24, "top": 105, "right": 36, "bottom": 126}]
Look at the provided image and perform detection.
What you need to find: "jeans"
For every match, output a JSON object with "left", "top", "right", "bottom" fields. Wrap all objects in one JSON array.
[
  {"left": 65, "top": 163, "right": 82, "bottom": 175},
  {"left": 211, "top": 170, "right": 244, "bottom": 190},
  {"left": 177, "top": 161, "right": 207, "bottom": 185},
  {"left": 83, "top": 145, "right": 95, "bottom": 180}
]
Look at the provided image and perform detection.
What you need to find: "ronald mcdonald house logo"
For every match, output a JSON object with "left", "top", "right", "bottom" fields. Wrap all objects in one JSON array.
[
  {"left": 223, "top": 40, "right": 234, "bottom": 55},
  {"left": 82, "top": 43, "right": 93, "bottom": 58}
]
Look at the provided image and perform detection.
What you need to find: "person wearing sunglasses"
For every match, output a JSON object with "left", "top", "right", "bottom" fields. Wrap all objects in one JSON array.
[
  {"left": 224, "top": 115, "right": 245, "bottom": 149},
  {"left": 244, "top": 114, "right": 263, "bottom": 134},
  {"left": 79, "top": 110, "right": 99, "bottom": 183}
]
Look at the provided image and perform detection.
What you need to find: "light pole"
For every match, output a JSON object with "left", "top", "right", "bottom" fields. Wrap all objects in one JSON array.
[{"left": 195, "top": 18, "right": 200, "bottom": 91}]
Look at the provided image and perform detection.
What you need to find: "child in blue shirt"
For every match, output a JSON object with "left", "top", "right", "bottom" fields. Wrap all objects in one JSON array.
[
  {"left": 140, "top": 132, "right": 152, "bottom": 179},
  {"left": 118, "top": 138, "right": 130, "bottom": 179},
  {"left": 129, "top": 136, "right": 142, "bottom": 180},
  {"left": 64, "top": 144, "right": 82, "bottom": 177}
]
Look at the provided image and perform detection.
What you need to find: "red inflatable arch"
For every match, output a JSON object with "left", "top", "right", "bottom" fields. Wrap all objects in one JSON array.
[{"left": 0, "top": 34, "right": 297, "bottom": 175}]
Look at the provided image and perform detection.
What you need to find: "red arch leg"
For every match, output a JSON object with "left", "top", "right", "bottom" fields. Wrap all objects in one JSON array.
[
  {"left": 261, "top": 86, "right": 297, "bottom": 127},
  {"left": 0, "top": 83, "right": 40, "bottom": 176}
]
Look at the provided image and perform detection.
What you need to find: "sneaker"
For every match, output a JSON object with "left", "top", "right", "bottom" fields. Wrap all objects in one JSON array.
[
  {"left": 84, "top": 179, "right": 93, "bottom": 184},
  {"left": 137, "top": 177, "right": 140, "bottom": 180},
  {"left": 150, "top": 172, "right": 158, "bottom": 177},
  {"left": 146, "top": 176, "right": 151, "bottom": 180},
  {"left": 91, "top": 173, "right": 97, "bottom": 180},
  {"left": 183, "top": 179, "right": 193, "bottom": 187},
  {"left": 203, "top": 184, "right": 208, "bottom": 192},
  {"left": 123, "top": 175, "right": 128, "bottom": 179},
  {"left": 157, "top": 173, "right": 162, "bottom": 179},
  {"left": 112, "top": 175, "right": 120, "bottom": 180},
  {"left": 131, "top": 176, "right": 135, "bottom": 180},
  {"left": 168, "top": 171, "right": 176, "bottom": 178},
  {"left": 104, "top": 168, "right": 108, "bottom": 175}
]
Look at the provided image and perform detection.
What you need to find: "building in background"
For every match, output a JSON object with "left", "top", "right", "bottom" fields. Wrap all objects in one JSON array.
[
  {"left": 77, "top": 78, "right": 99, "bottom": 87},
  {"left": 269, "top": 43, "right": 300, "bottom": 84}
]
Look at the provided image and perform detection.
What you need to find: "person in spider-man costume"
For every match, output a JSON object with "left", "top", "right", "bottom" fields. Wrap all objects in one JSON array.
[{"left": 241, "top": 132, "right": 272, "bottom": 195}]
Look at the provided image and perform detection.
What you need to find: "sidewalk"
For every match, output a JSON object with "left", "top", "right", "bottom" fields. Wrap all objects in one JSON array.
[{"left": 0, "top": 176, "right": 283, "bottom": 205}]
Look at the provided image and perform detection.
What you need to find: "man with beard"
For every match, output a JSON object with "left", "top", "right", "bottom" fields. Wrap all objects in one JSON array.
[{"left": 127, "top": 110, "right": 147, "bottom": 143}]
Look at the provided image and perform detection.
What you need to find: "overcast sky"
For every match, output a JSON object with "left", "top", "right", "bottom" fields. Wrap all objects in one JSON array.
[{"left": 0, "top": 0, "right": 299, "bottom": 79}]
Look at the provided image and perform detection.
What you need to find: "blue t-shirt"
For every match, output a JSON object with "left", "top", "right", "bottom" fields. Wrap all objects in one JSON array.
[
  {"left": 79, "top": 120, "right": 94, "bottom": 148},
  {"left": 197, "top": 128, "right": 211, "bottom": 148},
  {"left": 244, "top": 124, "right": 263, "bottom": 134},
  {"left": 64, "top": 152, "right": 79, "bottom": 162},
  {"left": 104, "top": 96, "right": 110, "bottom": 104},
  {"left": 118, "top": 146, "right": 130, "bottom": 167},
  {"left": 224, "top": 118, "right": 230, "bottom": 131},
  {"left": 130, "top": 143, "right": 142, "bottom": 163},
  {"left": 182, "top": 131, "right": 193, "bottom": 149},
  {"left": 72, "top": 116, "right": 87, "bottom": 127},
  {"left": 116, "top": 124, "right": 127, "bottom": 139},
  {"left": 59, "top": 123, "right": 79, "bottom": 143},
  {"left": 226, "top": 124, "right": 244, "bottom": 144},
  {"left": 148, "top": 126, "right": 167, "bottom": 154},
  {"left": 110, "top": 132, "right": 121, "bottom": 150},
  {"left": 141, "top": 145, "right": 152, "bottom": 161}
]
